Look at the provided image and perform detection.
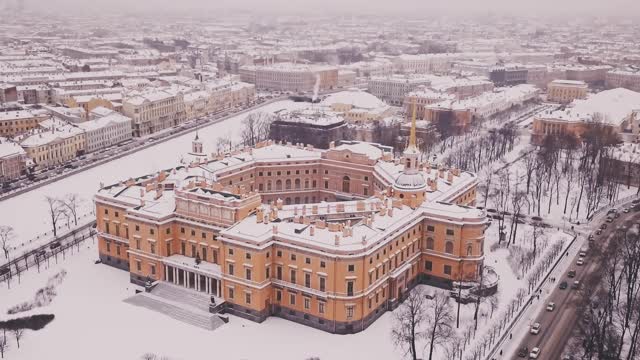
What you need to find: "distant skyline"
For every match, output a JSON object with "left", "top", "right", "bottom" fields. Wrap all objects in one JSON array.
[{"left": 14, "top": 0, "right": 640, "bottom": 17}]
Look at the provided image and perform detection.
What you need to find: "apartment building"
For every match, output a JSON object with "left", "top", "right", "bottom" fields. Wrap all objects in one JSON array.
[
  {"left": 547, "top": 80, "right": 588, "bottom": 104},
  {"left": 77, "top": 109, "right": 132, "bottom": 153},
  {"left": 606, "top": 69, "right": 640, "bottom": 92},
  {"left": 0, "top": 110, "right": 50, "bottom": 137},
  {"left": 122, "top": 88, "right": 186, "bottom": 137},
  {"left": 19, "top": 118, "right": 86, "bottom": 169},
  {"left": 0, "top": 137, "right": 26, "bottom": 182},
  {"left": 239, "top": 63, "right": 338, "bottom": 92},
  {"left": 368, "top": 75, "right": 434, "bottom": 106}
]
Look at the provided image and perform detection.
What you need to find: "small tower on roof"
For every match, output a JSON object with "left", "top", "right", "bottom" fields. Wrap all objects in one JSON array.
[
  {"left": 192, "top": 131, "right": 203, "bottom": 155},
  {"left": 392, "top": 101, "right": 427, "bottom": 208}
]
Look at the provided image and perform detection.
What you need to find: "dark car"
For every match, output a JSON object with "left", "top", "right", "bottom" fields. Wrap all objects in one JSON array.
[
  {"left": 518, "top": 347, "right": 529, "bottom": 358},
  {"left": 559, "top": 281, "right": 568, "bottom": 289},
  {"left": 568, "top": 270, "right": 576, "bottom": 278},
  {"left": 49, "top": 241, "right": 61, "bottom": 250}
]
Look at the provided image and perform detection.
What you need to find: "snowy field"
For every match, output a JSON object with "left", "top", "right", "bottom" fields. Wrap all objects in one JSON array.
[
  {"left": 0, "top": 238, "right": 535, "bottom": 360},
  {"left": 0, "top": 100, "right": 308, "bottom": 250}
]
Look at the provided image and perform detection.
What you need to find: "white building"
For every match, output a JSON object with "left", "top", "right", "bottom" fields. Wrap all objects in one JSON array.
[
  {"left": 122, "top": 88, "right": 186, "bottom": 137},
  {"left": 368, "top": 75, "right": 436, "bottom": 106},
  {"left": 0, "top": 137, "right": 27, "bottom": 182},
  {"left": 78, "top": 108, "right": 132, "bottom": 153}
]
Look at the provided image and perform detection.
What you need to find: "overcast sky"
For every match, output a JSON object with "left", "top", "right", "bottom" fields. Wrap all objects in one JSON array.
[{"left": 19, "top": 0, "right": 640, "bottom": 16}]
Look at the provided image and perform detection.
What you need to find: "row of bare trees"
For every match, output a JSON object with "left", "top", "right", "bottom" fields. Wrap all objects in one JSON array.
[
  {"left": 391, "top": 290, "right": 453, "bottom": 360},
  {"left": 570, "top": 227, "right": 640, "bottom": 359},
  {"left": 442, "top": 123, "right": 519, "bottom": 173},
  {"left": 45, "top": 194, "right": 82, "bottom": 238}
]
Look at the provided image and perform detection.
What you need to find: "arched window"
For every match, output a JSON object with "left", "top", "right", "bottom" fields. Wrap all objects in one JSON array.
[
  {"left": 267, "top": 181, "right": 272, "bottom": 191},
  {"left": 304, "top": 179, "right": 309, "bottom": 189},
  {"left": 276, "top": 180, "right": 282, "bottom": 191},
  {"left": 285, "top": 179, "right": 292, "bottom": 190},
  {"left": 466, "top": 245, "right": 473, "bottom": 256},
  {"left": 285, "top": 198, "right": 292, "bottom": 205},
  {"left": 342, "top": 176, "right": 350, "bottom": 193},
  {"left": 445, "top": 241, "right": 454, "bottom": 254},
  {"left": 294, "top": 197, "right": 300, "bottom": 204},
  {"left": 295, "top": 179, "right": 301, "bottom": 190},
  {"left": 426, "top": 237, "right": 434, "bottom": 250}
]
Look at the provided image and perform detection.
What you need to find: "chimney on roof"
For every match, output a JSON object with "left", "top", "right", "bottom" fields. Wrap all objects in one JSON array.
[
  {"left": 334, "top": 234, "right": 340, "bottom": 246},
  {"left": 309, "top": 225, "right": 315, "bottom": 236},
  {"left": 272, "top": 225, "right": 278, "bottom": 235}
]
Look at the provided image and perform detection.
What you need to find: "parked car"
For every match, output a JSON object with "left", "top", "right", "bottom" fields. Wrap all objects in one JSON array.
[
  {"left": 601, "top": 223, "right": 608, "bottom": 229},
  {"left": 568, "top": 270, "right": 576, "bottom": 278},
  {"left": 49, "top": 241, "right": 61, "bottom": 250},
  {"left": 518, "top": 347, "right": 529, "bottom": 358},
  {"left": 572, "top": 280, "right": 581, "bottom": 289},
  {"left": 596, "top": 229, "right": 602, "bottom": 235},
  {"left": 529, "top": 347, "right": 541, "bottom": 359},
  {"left": 606, "top": 217, "right": 614, "bottom": 223},
  {"left": 623, "top": 208, "right": 630, "bottom": 213},
  {"left": 546, "top": 302, "right": 556, "bottom": 311},
  {"left": 530, "top": 322, "right": 541, "bottom": 334},
  {"left": 577, "top": 258, "right": 585, "bottom": 266},
  {"left": 560, "top": 281, "right": 568, "bottom": 289}
]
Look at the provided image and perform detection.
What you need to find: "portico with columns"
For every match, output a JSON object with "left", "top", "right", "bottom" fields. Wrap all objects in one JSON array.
[{"left": 162, "top": 254, "right": 223, "bottom": 297}]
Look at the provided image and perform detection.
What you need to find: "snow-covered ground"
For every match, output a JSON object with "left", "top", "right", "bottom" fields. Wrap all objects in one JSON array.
[
  {"left": 0, "top": 238, "right": 509, "bottom": 360},
  {"left": 0, "top": 100, "right": 308, "bottom": 253},
  {"left": 0, "top": 218, "right": 572, "bottom": 360}
]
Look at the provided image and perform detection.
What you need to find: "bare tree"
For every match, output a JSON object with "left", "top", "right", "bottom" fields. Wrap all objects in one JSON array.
[
  {"left": 240, "top": 112, "right": 273, "bottom": 147},
  {"left": 0, "top": 226, "right": 13, "bottom": 260},
  {"left": 12, "top": 328, "right": 23, "bottom": 349},
  {"left": 391, "top": 288, "right": 427, "bottom": 360},
  {"left": 0, "top": 335, "right": 7, "bottom": 359},
  {"left": 45, "top": 197, "right": 66, "bottom": 238},
  {"left": 61, "top": 193, "right": 82, "bottom": 226},
  {"left": 424, "top": 292, "right": 454, "bottom": 360},
  {"left": 141, "top": 353, "right": 158, "bottom": 360}
]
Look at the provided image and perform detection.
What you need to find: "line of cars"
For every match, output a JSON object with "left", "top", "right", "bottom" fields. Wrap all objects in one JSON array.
[{"left": 518, "top": 246, "right": 589, "bottom": 358}]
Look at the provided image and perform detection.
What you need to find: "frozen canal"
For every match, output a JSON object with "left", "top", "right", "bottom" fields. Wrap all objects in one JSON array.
[{"left": 0, "top": 100, "right": 307, "bottom": 244}]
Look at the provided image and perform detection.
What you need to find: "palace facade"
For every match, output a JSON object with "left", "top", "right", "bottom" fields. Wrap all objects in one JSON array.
[{"left": 95, "top": 117, "right": 486, "bottom": 333}]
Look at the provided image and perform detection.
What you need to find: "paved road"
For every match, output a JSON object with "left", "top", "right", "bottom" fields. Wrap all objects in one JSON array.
[{"left": 513, "top": 210, "right": 640, "bottom": 359}]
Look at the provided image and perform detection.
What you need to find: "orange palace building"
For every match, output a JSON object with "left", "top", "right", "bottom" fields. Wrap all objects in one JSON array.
[{"left": 95, "top": 120, "right": 487, "bottom": 333}]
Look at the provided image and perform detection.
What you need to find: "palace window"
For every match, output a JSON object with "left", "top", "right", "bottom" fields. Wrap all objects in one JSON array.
[
  {"left": 445, "top": 241, "right": 454, "bottom": 254},
  {"left": 305, "top": 273, "right": 311, "bottom": 288},
  {"left": 228, "top": 288, "right": 234, "bottom": 299},
  {"left": 425, "top": 261, "right": 433, "bottom": 271},
  {"left": 228, "top": 264, "right": 234, "bottom": 276},
  {"left": 346, "top": 306, "right": 354, "bottom": 319},
  {"left": 304, "top": 297, "right": 310, "bottom": 310},
  {"left": 245, "top": 268, "right": 252, "bottom": 281},
  {"left": 290, "top": 270, "right": 297, "bottom": 284},
  {"left": 348, "top": 264, "right": 355, "bottom": 272},
  {"left": 245, "top": 293, "right": 251, "bottom": 305},
  {"left": 444, "top": 265, "right": 452, "bottom": 275},
  {"left": 290, "top": 293, "right": 296, "bottom": 305},
  {"left": 318, "top": 301, "right": 325, "bottom": 314},
  {"left": 319, "top": 277, "right": 326, "bottom": 292}
]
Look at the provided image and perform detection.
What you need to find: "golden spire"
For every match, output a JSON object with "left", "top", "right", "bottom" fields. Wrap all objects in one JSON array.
[{"left": 408, "top": 100, "right": 417, "bottom": 150}]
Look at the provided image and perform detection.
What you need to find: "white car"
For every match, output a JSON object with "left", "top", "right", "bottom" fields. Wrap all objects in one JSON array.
[
  {"left": 530, "top": 322, "right": 541, "bottom": 335},
  {"left": 546, "top": 302, "right": 556, "bottom": 311},
  {"left": 529, "top": 347, "right": 541, "bottom": 359},
  {"left": 577, "top": 258, "right": 585, "bottom": 266}
]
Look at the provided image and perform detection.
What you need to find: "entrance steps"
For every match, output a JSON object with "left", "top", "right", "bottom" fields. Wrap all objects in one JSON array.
[
  {"left": 124, "top": 283, "right": 225, "bottom": 330},
  {"left": 151, "top": 282, "right": 213, "bottom": 312}
]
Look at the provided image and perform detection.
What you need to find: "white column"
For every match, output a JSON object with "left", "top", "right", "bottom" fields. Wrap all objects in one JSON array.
[
  {"left": 186, "top": 271, "right": 190, "bottom": 288},
  {"left": 196, "top": 274, "right": 201, "bottom": 291},
  {"left": 164, "top": 265, "right": 168, "bottom": 281},
  {"left": 206, "top": 277, "right": 210, "bottom": 294},
  {"left": 173, "top": 268, "right": 178, "bottom": 284},
  {"left": 217, "top": 279, "right": 221, "bottom": 298}
]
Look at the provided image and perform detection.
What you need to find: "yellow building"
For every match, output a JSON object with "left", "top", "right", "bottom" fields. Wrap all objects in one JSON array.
[
  {"left": 547, "top": 79, "right": 588, "bottom": 104},
  {"left": 0, "top": 110, "right": 49, "bottom": 138},
  {"left": 20, "top": 118, "right": 86, "bottom": 168},
  {"left": 95, "top": 122, "right": 487, "bottom": 333}
]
